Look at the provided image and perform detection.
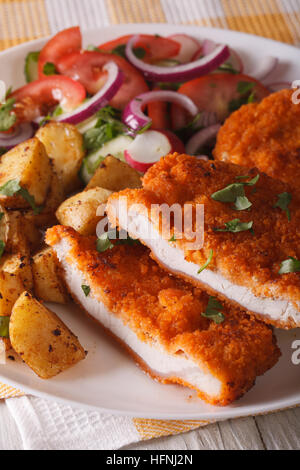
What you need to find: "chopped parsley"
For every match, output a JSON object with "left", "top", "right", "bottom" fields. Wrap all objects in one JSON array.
[
  {"left": 81, "top": 285, "right": 90, "bottom": 297},
  {"left": 43, "top": 62, "right": 57, "bottom": 76},
  {"left": 214, "top": 218, "right": 253, "bottom": 233},
  {"left": 211, "top": 175, "right": 259, "bottom": 210},
  {"left": 0, "top": 98, "right": 17, "bottom": 132},
  {"left": 0, "top": 240, "right": 5, "bottom": 259},
  {"left": 111, "top": 44, "right": 146, "bottom": 60},
  {"left": 197, "top": 249, "right": 213, "bottom": 274},
  {"left": 274, "top": 192, "right": 292, "bottom": 221},
  {"left": 96, "top": 230, "right": 140, "bottom": 252},
  {"left": 218, "top": 62, "right": 239, "bottom": 74},
  {"left": 278, "top": 257, "right": 300, "bottom": 274},
  {"left": 0, "top": 179, "right": 43, "bottom": 215},
  {"left": 169, "top": 234, "right": 176, "bottom": 242},
  {"left": 202, "top": 296, "right": 225, "bottom": 324},
  {"left": 228, "top": 81, "right": 256, "bottom": 113},
  {"left": 96, "top": 231, "right": 115, "bottom": 252},
  {"left": 136, "top": 121, "right": 152, "bottom": 134},
  {"left": 0, "top": 316, "right": 10, "bottom": 338},
  {"left": 83, "top": 106, "right": 126, "bottom": 152},
  {"left": 0, "top": 148, "right": 7, "bottom": 156}
]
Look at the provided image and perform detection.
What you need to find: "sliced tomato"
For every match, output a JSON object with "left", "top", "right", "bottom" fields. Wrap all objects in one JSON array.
[
  {"left": 171, "top": 73, "right": 270, "bottom": 129},
  {"left": 12, "top": 76, "right": 86, "bottom": 122},
  {"left": 98, "top": 34, "right": 180, "bottom": 63},
  {"left": 147, "top": 100, "right": 170, "bottom": 129},
  {"left": 56, "top": 51, "right": 149, "bottom": 110},
  {"left": 38, "top": 26, "right": 82, "bottom": 78}
]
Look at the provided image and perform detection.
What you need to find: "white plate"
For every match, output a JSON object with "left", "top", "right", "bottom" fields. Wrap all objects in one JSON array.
[{"left": 1, "top": 24, "right": 300, "bottom": 419}]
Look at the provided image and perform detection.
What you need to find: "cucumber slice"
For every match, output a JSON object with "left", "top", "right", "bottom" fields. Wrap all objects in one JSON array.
[
  {"left": 24, "top": 51, "right": 40, "bottom": 83},
  {"left": 80, "top": 135, "right": 133, "bottom": 184},
  {"left": 76, "top": 115, "right": 99, "bottom": 134}
]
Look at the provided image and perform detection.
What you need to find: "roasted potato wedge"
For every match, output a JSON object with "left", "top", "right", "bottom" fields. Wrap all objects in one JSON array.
[
  {"left": 56, "top": 187, "right": 112, "bottom": 235},
  {"left": 10, "top": 292, "right": 86, "bottom": 379},
  {"left": 23, "top": 168, "right": 64, "bottom": 229},
  {"left": 36, "top": 122, "right": 84, "bottom": 194},
  {"left": 0, "top": 138, "right": 52, "bottom": 209},
  {"left": 2, "top": 252, "right": 33, "bottom": 291},
  {"left": 0, "top": 337, "right": 11, "bottom": 352},
  {"left": 0, "top": 205, "right": 9, "bottom": 245},
  {"left": 32, "top": 247, "right": 68, "bottom": 304},
  {"left": 0, "top": 254, "right": 29, "bottom": 316},
  {"left": 6, "top": 210, "right": 33, "bottom": 254},
  {"left": 86, "top": 155, "right": 142, "bottom": 192}
]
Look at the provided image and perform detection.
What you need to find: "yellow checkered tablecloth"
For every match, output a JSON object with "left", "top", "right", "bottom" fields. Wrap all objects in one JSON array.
[{"left": 0, "top": 0, "right": 300, "bottom": 443}]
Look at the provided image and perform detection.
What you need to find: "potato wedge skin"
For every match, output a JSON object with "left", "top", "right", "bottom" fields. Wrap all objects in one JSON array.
[
  {"left": 86, "top": 155, "right": 142, "bottom": 192},
  {"left": 56, "top": 187, "right": 112, "bottom": 235},
  {"left": 10, "top": 292, "right": 85, "bottom": 379},
  {"left": 32, "top": 247, "right": 68, "bottom": 304},
  {"left": 0, "top": 205, "right": 9, "bottom": 245},
  {"left": 0, "top": 138, "right": 52, "bottom": 208},
  {"left": 36, "top": 122, "right": 84, "bottom": 194},
  {"left": 0, "top": 266, "right": 26, "bottom": 316}
]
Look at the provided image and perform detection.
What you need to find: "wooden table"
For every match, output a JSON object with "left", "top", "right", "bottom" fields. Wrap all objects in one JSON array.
[{"left": 1, "top": 400, "right": 299, "bottom": 450}]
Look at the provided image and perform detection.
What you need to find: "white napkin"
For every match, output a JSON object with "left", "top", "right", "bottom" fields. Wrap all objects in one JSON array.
[{"left": 6, "top": 396, "right": 142, "bottom": 450}]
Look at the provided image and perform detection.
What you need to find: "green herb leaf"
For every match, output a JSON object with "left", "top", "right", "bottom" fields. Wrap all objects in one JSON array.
[
  {"left": 211, "top": 183, "right": 245, "bottom": 203},
  {"left": 0, "top": 179, "right": 42, "bottom": 215},
  {"left": 0, "top": 240, "right": 5, "bottom": 259},
  {"left": 234, "top": 195, "right": 252, "bottom": 211},
  {"left": 136, "top": 121, "right": 152, "bottom": 134},
  {"left": 81, "top": 285, "right": 90, "bottom": 297},
  {"left": 96, "top": 232, "right": 115, "bottom": 252},
  {"left": 201, "top": 296, "right": 225, "bottom": 324},
  {"left": 237, "top": 81, "right": 255, "bottom": 94},
  {"left": 274, "top": 192, "right": 292, "bottom": 221},
  {"left": 214, "top": 218, "right": 253, "bottom": 233},
  {"left": 87, "top": 44, "right": 100, "bottom": 51},
  {"left": 169, "top": 234, "right": 176, "bottom": 242},
  {"left": 0, "top": 316, "right": 10, "bottom": 338},
  {"left": 0, "top": 148, "right": 7, "bottom": 156},
  {"left": 218, "top": 62, "right": 239, "bottom": 74},
  {"left": 43, "top": 62, "right": 57, "bottom": 75},
  {"left": 278, "top": 257, "right": 300, "bottom": 274},
  {"left": 0, "top": 98, "right": 17, "bottom": 132},
  {"left": 111, "top": 44, "right": 146, "bottom": 59},
  {"left": 52, "top": 104, "right": 63, "bottom": 117},
  {"left": 197, "top": 249, "right": 213, "bottom": 274},
  {"left": 244, "top": 174, "right": 260, "bottom": 186},
  {"left": 83, "top": 106, "right": 126, "bottom": 152}
]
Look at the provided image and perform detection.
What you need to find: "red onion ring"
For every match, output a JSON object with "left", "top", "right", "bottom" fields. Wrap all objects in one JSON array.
[
  {"left": 125, "top": 35, "right": 230, "bottom": 82},
  {"left": 122, "top": 90, "right": 199, "bottom": 131},
  {"left": 56, "top": 62, "right": 123, "bottom": 125},
  {"left": 186, "top": 124, "right": 221, "bottom": 155},
  {"left": 202, "top": 39, "right": 243, "bottom": 73},
  {"left": 0, "top": 122, "right": 34, "bottom": 149}
]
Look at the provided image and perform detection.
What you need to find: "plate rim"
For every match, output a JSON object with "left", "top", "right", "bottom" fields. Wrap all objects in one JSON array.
[{"left": 0, "top": 23, "right": 299, "bottom": 418}]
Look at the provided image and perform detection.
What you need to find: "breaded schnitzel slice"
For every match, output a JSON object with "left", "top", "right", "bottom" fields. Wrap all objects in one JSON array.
[
  {"left": 107, "top": 153, "right": 300, "bottom": 329},
  {"left": 46, "top": 225, "right": 280, "bottom": 406},
  {"left": 214, "top": 89, "right": 300, "bottom": 194}
]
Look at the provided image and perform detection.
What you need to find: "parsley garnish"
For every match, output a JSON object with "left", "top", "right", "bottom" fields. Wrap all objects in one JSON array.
[
  {"left": 218, "top": 62, "right": 239, "bottom": 74},
  {"left": 0, "top": 240, "right": 5, "bottom": 259},
  {"left": 278, "top": 257, "right": 300, "bottom": 274},
  {"left": 96, "top": 232, "right": 114, "bottom": 252},
  {"left": 214, "top": 219, "right": 253, "bottom": 233},
  {"left": 97, "top": 230, "right": 140, "bottom": 252},
  {"left": 202, "top": 296, "right": 225, "bottom": 324},
  {"left": 0, "top": 316, "right": 10, "bottom": 338},
  {"left": 211, "top": 175, "right": 259, "bottom": 210},
  {"left": 43, "top": 62, "right": 57, "bottom": 75},
  {"left": 274, "top": 192, "right": 292, "bottom": 221},
  {"left": 111, "top": 44, "right": 146, "bottom": 59},
  {"left": 0, "top": 98, "right": 16, "bottom": 132},
  {"left": 81, "top": 285, "right": 90, "bottom": 297},
  {"left": 169, "top": 234, "right": 176, "bottom": 242},
  {"left": 136, "top": 121, "right": 152, "bottom": 134},
  {"left": 83, "top": 106, "right": 126, "bottom": 152},
  {"left": 0, "top": 148, "right": 7, "bottom": 156},
  {"left": 197, "top": 249, "right": 213, "bottom": 274},
  {"left": 87, "top": 44, "right": 100, "bottom": 51},
  {"left": 237, "top": 81, "right": 255, "bottom": 94},
  {"left": 0, "top": 179, "right": 43, "bottom": 215},
  {"left": 228, "top": 82, "right": 256, "bottom": 113}
]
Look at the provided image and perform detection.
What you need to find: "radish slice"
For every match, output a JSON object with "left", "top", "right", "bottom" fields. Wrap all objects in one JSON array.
[
  {"left": 186, "top": 124, "right": 221, "bottom": 155},
  {"left": 202, "top": 39, "right": 243, "bottom": 73},
  {"left": 168, "top": 34, "right": 201, "bottom": 63},
  {"left": 250, "top": 56, "right": 278, "bottom": 81},
  {"left": 266, "top": 81, "right": 291, "bottom": 93},
  {"left": 125, "top": 35, "right": 230, "bottom": 82},
  {"left": 122, "top": 90, "right": 198, "bottom": 131},
  {"left": 124, "top": 129, "right": 184, "bottom": 172}
]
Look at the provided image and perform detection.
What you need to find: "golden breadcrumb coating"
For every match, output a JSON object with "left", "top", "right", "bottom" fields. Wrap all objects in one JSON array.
[
  {"left": 214, "top": 89, "right": 300, "bottom": 195},
  {"left": 46, "top": 225, "right": 280, "bottom": 406},
  {"left": 107, "top": 153, "right": 300, "bottom": 327}
]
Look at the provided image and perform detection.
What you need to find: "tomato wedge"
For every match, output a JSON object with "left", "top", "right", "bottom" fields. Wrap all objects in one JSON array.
[
  {"left": 98, "top": 34, "right": 180, "bottom": 63},
  {"left": 56, "top": 51, "right": 149, "bottom": 110},
  {"left": 38, "top": 26, "right": 82, "bottom": 78},
  {"left": 12, "top": 76, "right": 86, "bottom": 122},
  {"left": 171, "top": 73, "right": 270, "bottom": 129}
]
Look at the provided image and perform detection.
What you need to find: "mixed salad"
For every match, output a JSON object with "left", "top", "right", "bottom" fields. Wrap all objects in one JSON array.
[{"left": 0, "top": 26, "right": 289, "bottom": 180}]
